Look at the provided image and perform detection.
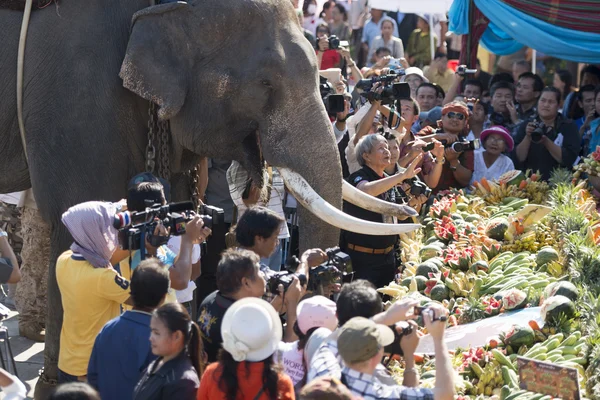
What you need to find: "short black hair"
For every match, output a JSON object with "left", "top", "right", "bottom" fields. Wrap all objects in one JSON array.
[
  {"left": 130, "top": 259, "right": 170, "bottom": 310},
  {"left": 463, "top": 79, "right": 483, "bottom": 94},
  {"left": 127, "top": 182, "right": 165, "bottom": 212},
  {"left": 581, "top": 65, "right": 600, "bottom": 83},
  {"left": 433, "top": 83, "right": 445, "bottom": 99},
  {"left": 490, "top": 81, "right": 515, "bottom": 97},
  {"left": 375, "top": 47, "right": 392, "bottom": 56},
  {"left": 434, "top": 51, "right": 447, "bottom": 60},
  {"left": 489, "top": 72, "right": 514, "bottom": 87},
  {"left": 336, "top": 280, "right": 383, "bottom": 326},
  {"left": 216, "top": 248, "right": 261, "bottom": 296},
  {"left": 416, "top": 82, "right": 437, "bottom": 96},
  {"left": 235, "top": 206, "right": 284, "bottom": 248},
  {"left": 518, "top": 72, "right": 544, "bottom": 93},
  {"left": 579, "top": 84, "right": 597, "bottom": 97},
  {"left": 50, "top": 382, "right": 101, "bottom": 400},
  {"left": 541, "top": 86, "right": 562, "bottom": 104}
]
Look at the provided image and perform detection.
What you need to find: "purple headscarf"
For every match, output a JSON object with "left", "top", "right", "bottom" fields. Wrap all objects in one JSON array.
[{"left": 61, "top": 201, "right": 119, "bottom": 268}]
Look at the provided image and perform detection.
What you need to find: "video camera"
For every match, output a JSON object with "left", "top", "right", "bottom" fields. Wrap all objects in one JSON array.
[
  {"left": 319, "top": 76, "right": 345, "bottom": 116},
  {"left": 355, "top": 70, "right": 409, "bottom": 106},
  {"left": 441, "top": 138, "right": 480, "bottom": 153},
  {"left": 456, "top": 65, "right": 477, "bottom": 76},
  {"left": 307, "top": 247, "right": 353, "bottom": 293}
]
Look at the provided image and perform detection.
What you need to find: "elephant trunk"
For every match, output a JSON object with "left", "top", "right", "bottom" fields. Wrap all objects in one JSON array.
[{"left": 262, "top": 94, "right": 342, "bottom": 251}]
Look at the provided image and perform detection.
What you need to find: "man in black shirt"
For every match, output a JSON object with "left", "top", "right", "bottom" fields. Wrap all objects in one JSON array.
[
  {"left": 197, "top": 249, "right": 267, "bottom": 362},
  {"left": 340, "top": 134, "right": 421, "bottom": 288}
]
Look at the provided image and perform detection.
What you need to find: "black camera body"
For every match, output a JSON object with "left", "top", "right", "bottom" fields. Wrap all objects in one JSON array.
[
  {"left": 530, "top": 121, "right": 547, "bottom": 143},
  {"left": 264, "top": 256, "right": 308, "bottom": 294},
  {"left": 489, "top": 111, "right": 506, "bottom": 127},
  {"left": 407, "top": 178, "right": 432, "bottom": 198},
  {"left": 355, "top": 70, "right": 408, "bottom": 106},
  {"left": 383, "top": 321, "right": 413, "bottom": 356},
  {"left": 198, "top": 204, "right": 225, "bottom": 230},
  {"left": 308, "top": 247, "right": 353, "bottom": 292},
  {"left": 114, "top": 201, "right": 196, "bottom": 251},
  {"left": 441, "top": 139, "right": 480, "bottom": 153},
  {"left": 317, "top": 34, "right": 341, "bottom": 50},
  {"left": 319, "top": 76, "right": 345, "bottom": 115},
  {"left": 456, "top": 65, "right": 477, "bottom": 76}
]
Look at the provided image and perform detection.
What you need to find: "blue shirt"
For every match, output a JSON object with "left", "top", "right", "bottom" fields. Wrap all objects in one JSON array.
[
  {"left": 88, "top": 310, "right": 155, "bottom": 400},
  {"left": 361, "top": 16, "right": 399, "bottom": 47}
]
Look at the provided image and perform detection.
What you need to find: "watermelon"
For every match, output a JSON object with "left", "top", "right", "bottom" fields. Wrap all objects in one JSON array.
[
  {"left": 503, "top": 324, "right": 535, "bottom": 348},
  {"left": 414, "top": 276, "right": 428, "bottom": 292},
  {"left": 415, "top": 262, "right": 440, "bottom": 278},
  {"left": 536, "top": 247, "right": 559, "bottom": 266},
  {"left": 502, "top": 289, "right": 528, "bottom": 310},
  {"left": 541, "top": 295, "right": 576, "bottom": 324},
  {"left": 498, "top": 170, "right": 525, "bottom": 186},
  {"left": 470, "top": 260, "right": 489, "bottom": 273},
  {"left": 550, "top": 281, "right": 579, "bottom": 302},
  {"left": 486, "top": 218, "right": 509, "bottom": 241},
  {"left": 430, "top": 284, "right": 450, "bottom": 302},
  {"left": 419, "top": 245, "right": 442, "bottom": 261}
]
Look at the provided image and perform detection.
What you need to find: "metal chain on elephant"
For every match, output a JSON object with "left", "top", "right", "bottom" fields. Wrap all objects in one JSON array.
[
  {"left": 157, "top": 118, "right": 171, "bottom": 181},
  {"left": 145, "top": 103, "right": 157, "bottom": 174},
  {"left": 187, "top": 166, "right": 200, "bottom": 210}
]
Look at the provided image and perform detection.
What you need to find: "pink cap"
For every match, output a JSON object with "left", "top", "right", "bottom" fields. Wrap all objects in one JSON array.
[{"left": 296, "top": 296, "right": 338, "bottom": 334}]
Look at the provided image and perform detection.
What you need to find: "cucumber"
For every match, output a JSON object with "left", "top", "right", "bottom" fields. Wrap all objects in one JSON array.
[
  {"left": 493, "top": 349, "right": 517, "bottom": 372},
  {"left": 505, "top": 389, "right": 528, "bottom": 400},
  {"left": 501, "top": 366, "right": 519, "bottom": 388}
]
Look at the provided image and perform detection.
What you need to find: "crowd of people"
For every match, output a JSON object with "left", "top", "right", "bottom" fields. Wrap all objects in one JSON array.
[{"left": 1, "top": 1, "right": 600, "bottom": 400}]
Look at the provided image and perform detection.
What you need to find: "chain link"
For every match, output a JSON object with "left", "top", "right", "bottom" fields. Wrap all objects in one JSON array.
[
  {"left": 145, "top": 102, "right": 157, "bottom": 173},
  {"left": 157, "top": 118, "right": 171, "bottom": 181},
  {"left": 187, "top": 166, "right": 200, "bottom": 210}
]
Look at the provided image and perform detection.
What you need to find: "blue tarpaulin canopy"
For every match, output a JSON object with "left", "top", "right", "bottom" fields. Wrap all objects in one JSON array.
[{"left": 449, "top": 0, "right": 600, "bottom": 63}]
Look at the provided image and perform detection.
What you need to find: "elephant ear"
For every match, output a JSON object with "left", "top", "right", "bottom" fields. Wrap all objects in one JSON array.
[{"left": 120, "top": 2, "right": 190, "bottom": 120}]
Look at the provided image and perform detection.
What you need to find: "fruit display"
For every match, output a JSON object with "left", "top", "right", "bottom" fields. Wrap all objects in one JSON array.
[{"left": 383, "top": 169, "right": 600, "bottom": 399}]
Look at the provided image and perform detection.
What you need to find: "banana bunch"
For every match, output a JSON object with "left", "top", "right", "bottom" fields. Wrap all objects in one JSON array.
[
  {"left": 399, "top": 233, "right": 422, "bottom": 265},
  {"left": 502, "top": 230, "right": 539, "bottom": 253},
  {"left": 523, "top": 332, "right": 588, "bottom": 381},
  {"left": 479, "top": 252, "right": 556, "bottom": 296},
  {"left": 522, "top": 180, "right": 550, "bottom": 204},
  {"left": 474, "top": 181, "right": 525, "bottom": 205},
  {"left": 472, "top": 361, "right": 504, "bottom": 396},
  {"left": 445, "top": 271, "right": 476, "bottom": 297},
  {"left": 402, "top": 261, "right": 418, "bottom": 278},
  {"left": 377, "top": 281, "right": 409, "bottom": 299}
]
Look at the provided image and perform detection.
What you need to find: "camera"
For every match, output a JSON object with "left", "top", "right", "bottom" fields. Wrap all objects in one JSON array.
[
  {"left": 198, "top": 204, "right": 225, "bottom": 230},
  {"left": 456, "top": 65, "right": 477, "bottom": 76},
  {"left": 383, "top": 321, "right": 413, "bottom": 357},
  {"left": 307, "top": 247, "right": 353, "bottom": 293},
  {"left": 319, "top": 76, "right": 345, "bottom": 115},
  {"left": 114, "top": 201, "right": 196, "bottom": 251},
  {"left": 530, "top": 121, "right": 547, "bottom": 143},
  {"left": 264, "top": 257, "right": 308, "bottom": 294},
  {"left": 441, "top": 139, "right": 480, "bottom": 153},
  {"left": 407, "top": 178, "right": 432, "bottom": 198},
  {"left": 355, "top": 71, "right": 408, "bottom": 106},
  {"left": 317, "top": 35, "right": 342, "bottom": 50}
]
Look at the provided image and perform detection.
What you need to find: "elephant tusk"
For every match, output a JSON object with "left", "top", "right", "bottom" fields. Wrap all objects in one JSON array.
[
  {"left": 279, "top": 168, "right": 421, "bottom": 235},
  {"left": 342, "top": 181, "right": 418, "bottom": 219}
]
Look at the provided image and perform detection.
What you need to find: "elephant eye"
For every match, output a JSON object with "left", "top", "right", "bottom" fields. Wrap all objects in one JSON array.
[{"left": 261, "top": 80, "right": 273, "bottom": 88}]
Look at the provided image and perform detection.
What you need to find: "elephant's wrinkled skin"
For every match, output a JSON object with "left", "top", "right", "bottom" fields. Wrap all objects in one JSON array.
[{"left": 0, "top": 0, "right": 341, "bottom": 396}]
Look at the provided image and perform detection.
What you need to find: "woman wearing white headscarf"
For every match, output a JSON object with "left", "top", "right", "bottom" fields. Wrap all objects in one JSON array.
[{"left": 56, "top": 201, "right": 132, "bottom": 384}]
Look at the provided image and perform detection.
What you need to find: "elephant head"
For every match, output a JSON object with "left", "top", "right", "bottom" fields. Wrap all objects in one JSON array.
[{"left": 119, "top": 0, "right": 419, "bottom": 250}]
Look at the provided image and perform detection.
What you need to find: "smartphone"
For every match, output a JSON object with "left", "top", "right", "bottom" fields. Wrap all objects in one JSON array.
[{"left": 422, "top": 142, "right": 435, "bottom": 152}]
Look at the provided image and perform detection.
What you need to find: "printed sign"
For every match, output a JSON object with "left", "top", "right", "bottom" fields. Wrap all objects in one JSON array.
[{"left": 517, "top": 356, "right": 580, "bottom": 400}]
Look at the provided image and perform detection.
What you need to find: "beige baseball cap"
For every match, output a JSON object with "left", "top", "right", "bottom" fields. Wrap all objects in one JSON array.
[{"left": 337, "top": 317, "right": 394, "bottom": 364}]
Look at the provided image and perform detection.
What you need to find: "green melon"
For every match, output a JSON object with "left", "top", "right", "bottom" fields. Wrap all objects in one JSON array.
[
  {"left": 414, "top": 275, "right": 428, "bottom": 292},
  {"left": 415, "top": 262, "right": 440, "bottom": 278},
  {"left": 503, "top": 324, "right": 535, "bottom": 348},
  {"left": 430, "top": 284, "right": 450, "bottom": 302},
  {"left": 486, "top": 218, "right": 509, "bottom": 241},
  {"left": 550, "top": 281, "right": 579, "bottom": 302},
  {"left": 541, "top": 295, "right": 576, "bottom": 324},
  {"left": 536, "top": 247, "right": 560, "bottom": 267},
  {"left": 419, "top": 245, "right": 442, "bottom": 261},
  {"left": 498, "top": 170, "right": 525, "bottom": 186},
  {"left": 427, "top": 257, "right": 446, "bottom": 269},
  {"left": 401, "top": 277, "right": 412, "bottom": 288}
]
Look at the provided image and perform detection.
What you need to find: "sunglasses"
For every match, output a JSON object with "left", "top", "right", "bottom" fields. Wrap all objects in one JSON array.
[{"left": 446, "top": 112, "right": 466, "bottom": 120}]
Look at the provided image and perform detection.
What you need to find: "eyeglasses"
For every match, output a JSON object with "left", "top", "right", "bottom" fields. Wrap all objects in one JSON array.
[
  {"left": 446, "top": 112, "right": 466, "bottom": 120},
  {"left": 485, "top": 137, "right": 505, "bottom": 144}
]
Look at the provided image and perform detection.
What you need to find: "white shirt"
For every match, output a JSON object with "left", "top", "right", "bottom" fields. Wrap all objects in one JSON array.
[
  {"left": 166, "top": 236, "right": 201, "bottom": 303},
  {"left": 471, "top": 152, "right": 515, "bottom": 186},
  {"left": 276, "top": 341, "right": 305, "bottom": 386}
]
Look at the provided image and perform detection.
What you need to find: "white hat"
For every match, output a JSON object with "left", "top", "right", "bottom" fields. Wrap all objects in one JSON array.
[
  {"left": 401, "top": 67, "right": 429, "bottom": 83},
  {"left": 221, "top": 297, "right": 282, "bottom": 362}
]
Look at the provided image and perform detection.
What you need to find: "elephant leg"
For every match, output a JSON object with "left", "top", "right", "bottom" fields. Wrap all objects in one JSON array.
[
  {"left": 15, "top": 206, "right": 50, "bottom": 342},
  {"left": 34, "top": 223, "right": 69, "bottom": 400}
]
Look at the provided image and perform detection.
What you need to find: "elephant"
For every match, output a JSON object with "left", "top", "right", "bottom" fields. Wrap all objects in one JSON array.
[{"left": 1, "top": 0, "right": 418, "bottom": 396}]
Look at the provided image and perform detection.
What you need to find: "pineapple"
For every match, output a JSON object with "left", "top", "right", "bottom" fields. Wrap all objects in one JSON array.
[
  {"left": 549, "top": 168, "right": 574, "bottom": 187},
  {"left": 458, "top": 297, "right": 486, "bottom": 324}
]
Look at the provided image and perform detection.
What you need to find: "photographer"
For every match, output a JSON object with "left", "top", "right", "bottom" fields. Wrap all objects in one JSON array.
[
  {"left": 0, "top": 228, "right": 20, "bottom": 285},
  {"left": 486, "top": 81, "right": 515, "bottom": 129},
  {"left": 514, "top": 87, "right": 581, "bottom": 180},
  {"left": 509, "top": 72, "right": 544, "bottom": 126},
  {"left": 337, "top": 306, "right": 454, "bottom": 400},
  {"left": 309, "top": 280, "right": 426, "bottom": 384},
  {"left": 115, "top": 176, "right": 211, "bottom": 309},
  {"left": 56, "top": 201, "right": 134, "bottom": 383},
  {"left": 581, "top": 88, "right": 600, "bottom": 156},
  {"left": 341, "top": 134, "right": 421, "bottom": 288},
  {"left": 424, "top": 102, "right": 475, "bottom": 193},
  {"left": 316, "top": 24, "right": 341, "bottom": 69}
]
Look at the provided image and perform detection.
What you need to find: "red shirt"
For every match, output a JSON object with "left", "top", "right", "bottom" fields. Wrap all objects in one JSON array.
[
  {"left": 198, "top": 361, "right": 295, "bottom": 400},
  {"left": 318, "top": 49, "right": 340, "bottom": 70}
]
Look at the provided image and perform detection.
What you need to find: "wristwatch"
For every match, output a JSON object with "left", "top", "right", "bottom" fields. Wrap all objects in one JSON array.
[
  {"left": 435, "top": 157, "right": 446, "bottom": 164},
  {"left": 449, "top": 161, "right": 460, "bottom": 171}
]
